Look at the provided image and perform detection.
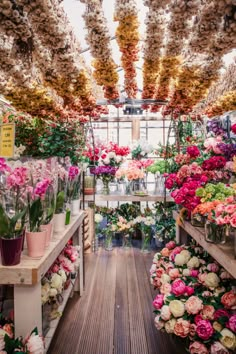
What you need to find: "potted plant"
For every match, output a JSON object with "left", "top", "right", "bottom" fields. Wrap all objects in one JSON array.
[
  {"left": 41, "top": 184, "right": 55, "bottom": 247},
  {"left": 66, "top": 165, "right": 81, "bottom": 218},
  {"left": 0, "top": 161, "right": 28, "bottom": 265},
  {"left": 26, "top": 178, "right": 52, "bottom": 258},
  {"left": 54, "top": 163, "right": 68, "bottom": 234}
]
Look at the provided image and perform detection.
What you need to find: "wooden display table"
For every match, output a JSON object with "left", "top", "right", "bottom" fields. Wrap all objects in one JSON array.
[
  {"left": 0, "top": 211, "right": 85, "bottom": 343},
  {"left": 85, "top": 193, "right": 173, "bottom": 203},
  {"left": 173, "top": 211, "right": 236, "bottom": 279}
]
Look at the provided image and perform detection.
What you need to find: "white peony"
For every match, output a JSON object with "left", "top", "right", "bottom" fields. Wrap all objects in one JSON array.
[
  {"left": 183, "top": 269, "right": 190, "bottom": 276},
  {"left": 187, "top": 256, "right": 200, "bottom": 269},
  {"left": 180, "top": 250, "right": 191, "bottom": 263},
  {"left": 165, "top": 319, "right": 177, "bottom": 334},
  {"left": 26, "top": 333, "right": 44, "bottom": 354},
  {"left": 174, "top": 254, "right": 186, "bottom": 266},
  {"left": 95, "top": 214, "right": 103, "bottom": 223},
  {"left": 205, "top": 273, "right": 220, "bottom": 288},
  {"left": 161, "top": 274, "right": 171, "bottom": 284}
]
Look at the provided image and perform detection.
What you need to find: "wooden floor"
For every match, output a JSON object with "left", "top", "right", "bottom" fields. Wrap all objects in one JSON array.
[{"left": 49, "top": 247, "right": 187, "bottom": 354}]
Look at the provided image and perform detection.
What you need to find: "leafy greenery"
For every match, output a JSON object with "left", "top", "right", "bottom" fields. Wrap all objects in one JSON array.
[
  {"left": 28, "top": 197, "right": 44, "bottom": 232},
  {"left": 0, "top": 204, "right": 27, "bottom": 239}
]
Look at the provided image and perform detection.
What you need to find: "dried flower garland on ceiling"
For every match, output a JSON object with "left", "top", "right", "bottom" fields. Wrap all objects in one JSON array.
[
  {"left": 152, "top": 0, "right": 200, "bottom": 111},
  {"left": 142, "top": 7, "right": 166, "bottom": 103},
  {"left": 169, "top": 56, "right": 222, "bottom": 114},
  {"left": 114, "top": 0, "right": 139, "bottom": 98},
  {"left": 80, "top": 0, "right": 119, "bottom": 100}
]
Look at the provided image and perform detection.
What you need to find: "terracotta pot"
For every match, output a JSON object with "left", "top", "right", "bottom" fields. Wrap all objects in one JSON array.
[
  {"left": 26, "top": 230, "right": 47, "bottom": 258},
  {"left": 41, "top": 223, "right": 52, "bottom": 248},
  {"left": 0, "top": 234, "right": 23, "bottom": 266}
]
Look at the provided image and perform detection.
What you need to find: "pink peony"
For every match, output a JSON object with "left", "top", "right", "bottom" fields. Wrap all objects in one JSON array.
[
  {"left": 160, "top": 305, "right": 171, "bottom": 321},
  {"left": 161, "top": 248, "right": 170, "bottom": 257},
  {"left": 201, "top": 305, "right": 215, "bottom": 320},
  {"left": 198, "top": 273, "right": 207, "bottom": 284},
  {"left": 210, "top": 341, "right": 229, "bottom": 354},
  {"left": 189, "top": 341, "right": 208, "bottom": 354},
  {"left": 207, "top": 263, "right": 219, "bottom": 273},
  {"left": 196, "top": 320, "right": 214, "bottom": 340},
  {"left": 221, "top": 291, "right": 236, "bottom": 309},
  {"left": 174, "top": 319, "right": 190, "bottom": 338},
  {"left": 228, "top": 315, "right": 236, "bottom": 333},
  {"left": 153, "top": 294, "right": 164, "bottom": 310},
  {"left": 185, "top": 286, "right": 194, "bottom": 296},
  {"left": 169, "top": 268, "right": 180, "bottom": 280},
  {"left": 190, "top": 270, "right": 199, "bottom": 277},
  {"left": 26, "top": 333, "right": 44, "bottom": 354},
  {"left": 166, "top": 241, "right": 176, "bottom": 250},
  {"left": 171, "top": 279, "right": 186, "bottom": 296},
  {"left": 189, "top": 323, "right": 197, "bottom": 337},
  {"left": 214, "top": 309, "right": 230, "bottom": 321},
  {"left": 185, "top": 296, "right": 203, "bottom": 315},
  {"left": 160, "top": 283, "right": 172, "bottom": 295},
  {"left": 156, "top": 268, "right": 165, "bottom": 279},
  {"left": 194, "top": 315, "right": 203, "bottom": 324}
]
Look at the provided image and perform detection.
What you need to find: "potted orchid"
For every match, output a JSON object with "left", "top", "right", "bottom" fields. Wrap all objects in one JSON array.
[
  {"left": 0, "top": 160, "right": 28, "bottom": 265},
  {"left": 66, "top": 165, "right": 81, "bottom": 217},
  {"left": 26, "top": 178, "right": 52, "bottom": 258},
  {"left": 54, "top": 163, "right": 68, "bottom": 233}
]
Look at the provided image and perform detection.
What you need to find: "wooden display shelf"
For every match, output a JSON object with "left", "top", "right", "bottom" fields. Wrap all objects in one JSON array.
[
  {"left": 0, "top": 211, "right": 85, "bottom": 285},
  {"left": 85, "top": 194, "right": 173, "bottom": 203},
  {"left": 173, "top": 211, "right": 236, "bottom": 278}
]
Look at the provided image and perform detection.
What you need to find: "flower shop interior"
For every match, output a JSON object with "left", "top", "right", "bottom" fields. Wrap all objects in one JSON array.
[{"left": 0, "top": 0, "right": 236, "bottom": 353}]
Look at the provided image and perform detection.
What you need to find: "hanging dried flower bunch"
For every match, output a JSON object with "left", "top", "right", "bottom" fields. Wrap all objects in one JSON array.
[{"left": 114, "top": 0, "right": 139, "bottom": 98}]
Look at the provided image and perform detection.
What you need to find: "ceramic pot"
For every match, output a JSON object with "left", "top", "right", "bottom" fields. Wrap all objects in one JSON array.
[
  {"left": 71, "top": 199, "right": 80, "bottom": 216},
  {"left": 54, "top": 213, "right": 65, "bottom": 233},
  {"left": 26, "top": 230, "right": 47, "bottom": 258},
  {"left": 0, "top": 234, "right": 24, "bottom": 266}
]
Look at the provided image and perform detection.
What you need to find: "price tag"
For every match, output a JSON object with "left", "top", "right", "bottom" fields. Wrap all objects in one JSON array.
[{"left": 0, "top": 123, "right": 15, "bottom": 157}]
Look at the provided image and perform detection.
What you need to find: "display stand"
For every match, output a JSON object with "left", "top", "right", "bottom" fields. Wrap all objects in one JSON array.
[
  {"left": 0, "top": 212, "right": 85, "bottom": 344},
  {"left": 173, "top": 211, "right": 236, "bottom": 278}
]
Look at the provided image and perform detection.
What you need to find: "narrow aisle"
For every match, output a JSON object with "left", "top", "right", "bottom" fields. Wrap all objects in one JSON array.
[{"left": 49, "top": 248, "right": 187, "bottom": 354}]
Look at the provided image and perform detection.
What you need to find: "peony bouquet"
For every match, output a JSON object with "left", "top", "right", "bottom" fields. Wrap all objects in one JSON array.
[{"left": 150, "top": 242, "right": 236, "bottom": 354}]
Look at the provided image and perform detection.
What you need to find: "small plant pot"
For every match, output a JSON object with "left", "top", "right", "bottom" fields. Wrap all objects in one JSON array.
[
  {"left": 54, "top": 213, "right": 66, "bottom": 234},
  {"left": 0, "top": 234, "right": 24, "bottom": 266},
  {"left": 71, "top": 199, "right": 80, "bottom": 216},
  {"left": 26, "top": 230, "right": 47, "bottom": 258},
  {"left": 41, "top": 223, "right": 53, "bottom": 248}
]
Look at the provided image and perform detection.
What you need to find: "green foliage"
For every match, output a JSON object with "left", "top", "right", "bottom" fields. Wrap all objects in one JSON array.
[
  {"left": 0, "top": 204, "right": 26, "bottom": 238},
  {"left": 38, "top": 120, "right": 85, "bottom": 164},
  {"left": 55, "top": 191, "right": 65, "bottom": 214},
  {"left": 28, "top": 198, "right": 44, "bottom": 232}
]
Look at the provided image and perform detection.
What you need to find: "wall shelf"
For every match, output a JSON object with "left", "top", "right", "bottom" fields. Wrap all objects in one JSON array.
[{"left": 173, "top": 211, "right": 236, "bottom": 278}]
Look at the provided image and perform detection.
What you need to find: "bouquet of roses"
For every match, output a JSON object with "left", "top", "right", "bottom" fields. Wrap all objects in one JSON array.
[
  {"left": 98, "top": 142, "right": 130, "bottom": 167},
  {"left": 150, "top": 241, "right": 236, "bottom": 354}
]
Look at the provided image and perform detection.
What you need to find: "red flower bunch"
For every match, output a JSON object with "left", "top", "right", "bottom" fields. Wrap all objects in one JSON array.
[
  {"left": 231, "top": 123, "right": 236, "bottom": 134},
  {"left": 202, "top": 156, "right": 227, "bottom": 171},
  {"left": 171, "top": 178, "right": 204, "bottom": 211},
  {"left": 84, "top": 146, "right": 101, "bottom": 163},
  {"left": 186, "top": 146, "right": 200, "bottom": 158},
  {"left": 109, "top": 142, "right": 130, "bottom": 156},
  {"left": 165, "top": 173, "right": 182, "bottom": 190}
]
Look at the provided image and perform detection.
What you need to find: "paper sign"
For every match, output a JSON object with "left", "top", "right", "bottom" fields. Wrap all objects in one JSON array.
[{"left": 0, "top": 123, "right": 15, "bottom": 157}]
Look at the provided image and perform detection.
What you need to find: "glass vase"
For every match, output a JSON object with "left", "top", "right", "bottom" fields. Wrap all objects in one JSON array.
[
  {"left": 141, "top": 231, "right": 151, "bottom": 253},
  {"left": 131, "top": 179, "right": 148, "bottom": 196},
  {"left": 122, "top": 233, "right": 132, "bottom": 249},
  {"left": 102, "top": 179, "right": 110, "bottom": 195},
  {"left": 105, "top": 233, "right": 113, "bottom": 251},
  {"left": 191, "top": 213, "right": 206, "bottom": 228},
  {"left": 204, "top": 221, "right": 227, "bottom": 244}
]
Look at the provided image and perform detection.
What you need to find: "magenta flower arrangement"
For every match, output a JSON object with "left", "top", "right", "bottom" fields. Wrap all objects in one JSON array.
[
  {"left": 67, "top": 165, "right": 81, "bottom": 201},
  {"left": 186, "top": 146, "right": 201, "bottom": 158},
  {"left": 90, "top": 165, "right": 117, "bottom": 177},
  {"left": 202, "top": 156, "right": 227, "bottom": 171}
]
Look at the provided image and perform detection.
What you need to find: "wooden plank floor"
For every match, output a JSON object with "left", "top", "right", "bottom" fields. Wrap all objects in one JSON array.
[{"left": 49, "top": 247, "right": 187, "bottom": 354}]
